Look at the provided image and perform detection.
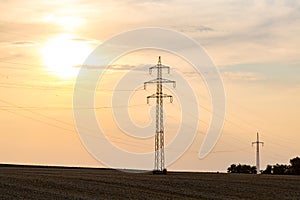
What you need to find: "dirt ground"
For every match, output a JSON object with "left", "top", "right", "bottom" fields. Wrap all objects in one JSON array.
[{"left": 0, "top": 165, "right": 300, "bottom": 199}]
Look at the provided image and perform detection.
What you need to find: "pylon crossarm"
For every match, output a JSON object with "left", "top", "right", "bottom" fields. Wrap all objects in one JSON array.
[
  {"left": 149, "top": 66, "right": 156, "bottom": 75},
  {"left": 144, "top": 79, "right": 176, "bottom": 88},
  {"left": 146, "top": 94, "right": 173, "bottom": 104},
  {"left": 146, "top": 78, "right": 160, "bottom": 83},
  {"left": 144, "top": 79, "right": 158, "bottom": 89},
  {"left": 147, "top": 94, "right": 158, "bottom": 104},
  {"left": 161, "top": 94, "right": 173, "bottom": 103},
  {"left": 162, "top": 65, "right": 171, "bottom": 74},
  {"left": 149, "top": 65, "right": 170, "bottom": 75}
]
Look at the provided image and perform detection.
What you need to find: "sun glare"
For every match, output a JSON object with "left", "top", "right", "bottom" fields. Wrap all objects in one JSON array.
[
  {"left": 44, "top": 15, "right": 85, "bottom": 31},
  {"left": 41, "top": 34, "right": 92, "bottom": 79}
]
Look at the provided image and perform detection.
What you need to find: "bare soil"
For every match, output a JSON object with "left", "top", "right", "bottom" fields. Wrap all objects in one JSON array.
[{"left": 0, "top": 165, "right": 300, "bottom": 199}]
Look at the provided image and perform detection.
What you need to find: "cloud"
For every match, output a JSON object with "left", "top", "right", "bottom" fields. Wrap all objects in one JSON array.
[
  {"left": 74, "top": 64, "right": 150, "bottom": 72},
  {"left": 174, "top": 25, "right": 215, "bottom": 33},
  {"left": 71, "top": 37, "right": 100, "bottom": 44},
  {"left": 75, "top": 64, "right": 135, "bottom": 70},
  {"left": 10, "top": 41, "right": 39, "bottom": 46},
  {"left": 222, "top": 71, "right": 265, "bottom": 81},
  {"left": 1, "top": 0, "right": 300, "bottom": 71}
]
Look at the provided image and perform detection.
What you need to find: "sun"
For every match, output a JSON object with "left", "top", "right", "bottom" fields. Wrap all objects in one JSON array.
[{"left": 41, "top": 34, "right": 92, "bottom": 79}]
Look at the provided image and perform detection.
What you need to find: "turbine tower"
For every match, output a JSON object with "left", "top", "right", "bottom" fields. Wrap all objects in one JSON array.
[
  {"left": 252, "top": 132, "right": 264, "bottom": 174},
  {"left": 144, "top": 56, "right": 176, "bottom": 174}
]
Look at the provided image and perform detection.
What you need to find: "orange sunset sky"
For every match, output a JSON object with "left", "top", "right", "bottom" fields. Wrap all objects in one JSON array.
[{"left": 0, "top": 0, "right": 300, "bottom": 172}]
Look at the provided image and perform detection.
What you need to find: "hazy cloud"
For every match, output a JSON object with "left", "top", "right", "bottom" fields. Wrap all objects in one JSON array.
[
  {"left": 71, "top": 37, "right": 100, "bottom": 45},
  {"left": 10, "top": 41, "right": 39, "bottom": 46},
  {"left": 175, "top": 25, "right": 215, "bottom": 33},
  {"left": 78, "top": 64, "right": 149, "bottom": 72},
  {"left": 222, "top": 71, "right": 265, "bottom": 81}
]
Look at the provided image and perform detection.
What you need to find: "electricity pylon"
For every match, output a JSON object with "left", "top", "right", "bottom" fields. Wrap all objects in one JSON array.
[
  {"left": 144, "top": 56, "right": 176, "bottom": 174},
  {"left": 252, "top": 132, "right": 264, "bottom": 174}
]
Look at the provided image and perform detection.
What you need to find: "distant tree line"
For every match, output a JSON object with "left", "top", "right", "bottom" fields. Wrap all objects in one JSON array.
[
  {"left": 227, "top": 164, "right": 257, "bottom": 174},
  {"left": 227, "top": 157, "right": 300, "bottom": 175},
  {"left": 262, "top": 157, "right": 300, "bottom": 175}
]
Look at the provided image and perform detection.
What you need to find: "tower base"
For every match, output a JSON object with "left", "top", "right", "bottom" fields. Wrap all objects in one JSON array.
[{"left": 152, "top": 169, "right": 167, "bottom": 175}]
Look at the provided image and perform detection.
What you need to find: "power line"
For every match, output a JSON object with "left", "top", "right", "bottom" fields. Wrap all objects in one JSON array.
[
  {"left": 0, "top": 99, "right": 160, "bottom": 150},
  {"left": 0, "top": 59, "right": 294, "bottom": 150},
  {"left": 0, "top": 31, "right": 297, "bottom": 160}
]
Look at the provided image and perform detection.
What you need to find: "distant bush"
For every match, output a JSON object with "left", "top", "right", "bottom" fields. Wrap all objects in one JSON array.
[
  {"left": 289, "top": 157, "right": 300, "bottom": 175},
  {"left": 227, "top": 164, "right": 257, "bottom": 174},
  {"left": 262, "top": 165, "right": 272, "bottom": 174},
  {"left": 273, "top": 164, "right": 289, "bottom": 175},
  {"left": 261, "top": 157, "right": 300, "bottom": 175},
  {"left": 227, "top": 157, "right": 300, "bottom": 175}
]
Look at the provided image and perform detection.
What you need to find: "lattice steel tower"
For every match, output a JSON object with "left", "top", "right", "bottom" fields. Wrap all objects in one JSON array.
[
  {"left": 144, "top": 56, "right": 176, "bottom": 174},
  {"left": 252, "top": 132, "right": 264, "bottom": 174}
]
